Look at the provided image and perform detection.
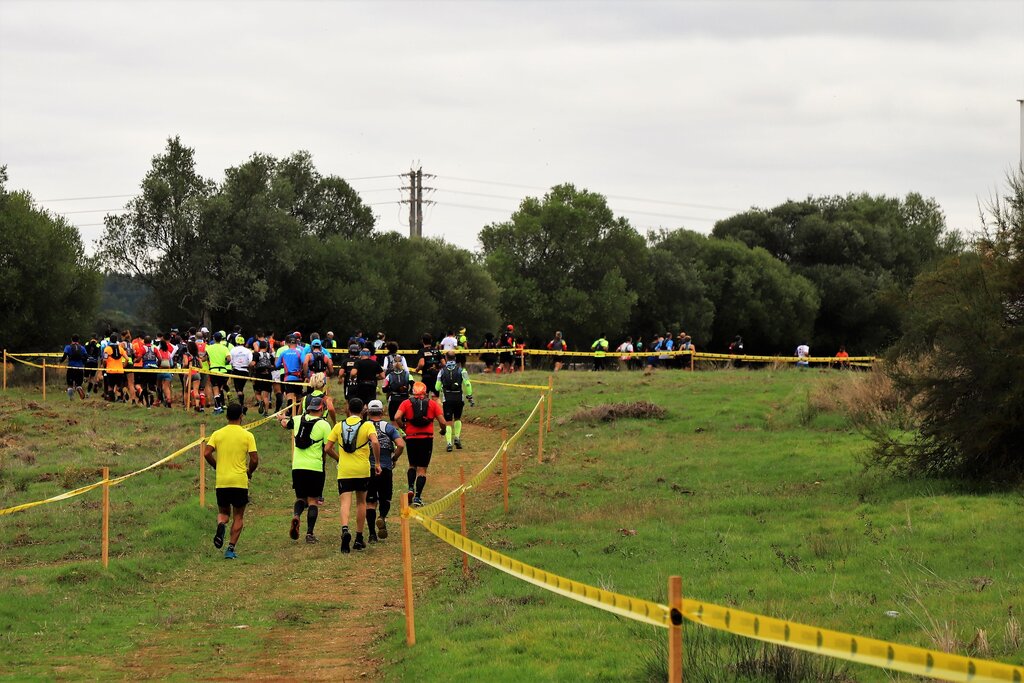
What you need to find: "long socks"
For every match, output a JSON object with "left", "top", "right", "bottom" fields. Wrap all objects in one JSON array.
[
  {"left": 415, "top": 475, "right": 426, "bottom": 496},
  {"left": 293, "top": 500, "right": 308, "bottom": 517},
  {"left": 366, "top": 508, "right": 376, "bottom": 532},
  {"left": 379, "top": 499, "right": 391, "bottom": 519},
  {"left": 307, "top": 505, "right": 318, "bottom": 534},
  {"left": 275, "top": 393, "right": 283, "bottom": 411},
  {"left": 407, "top": 468, "right": 416, "bottom": 491},
  {"left": 453, "top": 420, "right": 462, "bottom": 440}
]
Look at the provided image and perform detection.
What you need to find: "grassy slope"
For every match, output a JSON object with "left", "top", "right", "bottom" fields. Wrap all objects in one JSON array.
[{"left": 381, "top": 369, "right": 1024, "bottom": 681}]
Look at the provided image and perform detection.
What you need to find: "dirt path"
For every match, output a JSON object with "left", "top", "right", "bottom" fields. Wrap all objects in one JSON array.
[{"left": 122, "top": 421, "right": 507, "bottom": 681}]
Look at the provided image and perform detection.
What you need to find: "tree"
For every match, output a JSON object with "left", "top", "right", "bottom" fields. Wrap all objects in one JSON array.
[
  {"left": 480, "top": 184, "right": 647, "bottom": 346},
  {"left": 95, "top": 136, "right": 216, "bottom": 326},
  {"left": 712, "top": 193, "right": 960, "bottom": 353},
  {"left": 873, "top": 167, "right": 1024, "bottom": 482},
  {"left": 0, "top": 167, "right": 102, "bottom": 351}
]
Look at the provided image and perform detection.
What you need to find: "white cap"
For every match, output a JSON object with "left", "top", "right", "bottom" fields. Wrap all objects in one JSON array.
[
  {"left": 367, "top": 399, "right": 384, "bottom": 412},
  {"left": 200, "top": 327, "right": 210, "bottom": 334}
]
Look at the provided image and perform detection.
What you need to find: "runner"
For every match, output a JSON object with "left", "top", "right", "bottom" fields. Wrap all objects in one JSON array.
[
  {"left": 439, "top": 330, "right": 458, "bottom": 352},
  {"left": 102, "top": 333, "right": 127, "bottom": 402},
  {"left": 206, "top": 331, "right": 231, "bottom": 414},
  {"left": 617, "top": 336, "right": 634, "bottom": 372},
  {"left": 325, "top": 398, "right": 382, "bottom": 554},
  {"left": 415, "top": 334, "right": 442, "bottom": 398},
  {"left": 275, "top": 335, "right": 305, "bottom": 408},
  {"left": 394, "top": 381, "right": 447, "bottom": 508},
  {"left": 203, "top": 403, "right": 259, "bottom": 560},
  {"left": 84, "top": 334, "right": 102, "bottom": 395},
  {"left": 382, "top": 356, "right": 411, "bottom": 421},
  {"left": 547, "top": 331, "right": 567, "bottom": 373},
  {"left": 250, "top": 340, "right": 275, "bottom": 415},
  {"left": 365, "top": 399, "right": 404, "bottom": 543},
  {"left": 351, "top": 347, "right": 383, "bottom": 406},
  {"left": 498, "top": 325, "right": 516, "bottom": 374},
  {"left": 591, "top": 334, "right": 609, "bottom": 371},
  {"left": 380, "top": 341, "right": 407, "bottom": 376},
  {"left": 280, "top": 395, "right": 332, "bottom": 544},
  {"left": 137, "top": 335, "right": 159, "bottom": 407},
  {"left": 303, "top": 372, "right": 337, "bottom": 424},
  {"left": 60, "top": 334, "right": 89, "bottom": 400},
  {"left": 303, "top": 337, "right": 333, "bottom": 378},
  {"left": 340, "top": 344, "right": 360, "bottom": 401},
  {"left": 435, "top": 352, "right": 474, "bottom": 452},
  {"left": 229, "top": 336, "right": 253, "bottom": 405},
  {"left": 480, "top": 332, "right": 497, "bottom": 373}
]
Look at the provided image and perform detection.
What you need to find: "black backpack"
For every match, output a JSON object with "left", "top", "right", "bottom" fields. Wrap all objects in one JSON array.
[
  {"left": 440, "top": 367, "right": 463, "bottom": 401},
  {"left": 68, "top": 342, "right": 88, "bottom": 363},
  {"left": 309, "top": 349, "right": 327, "bottom": 374},
  {"left": 255, "top": 351, "right": 274, "bottom": 371},
  {"left": 108, "top": 343, "right": 122, "bottom": 360},
  {"left": 340, "top": 419, "right": 367, "bottom": 453},
  {"left": 294, "top": 416, "right": 324, "bottom": 449},
  {"left": 387, "top": 370, "right": 410, "bottom": 397},
  {"left": 408, "top": 398, "right": 432, "bottom": 428}
]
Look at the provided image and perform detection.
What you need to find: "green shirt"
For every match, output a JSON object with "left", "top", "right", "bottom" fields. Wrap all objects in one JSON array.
[
  {"left": 291, "top": 415, "right": 332, "bottom": 472},
  {"left": 207, "top": 342, "right": 230, "bottom": 372}
]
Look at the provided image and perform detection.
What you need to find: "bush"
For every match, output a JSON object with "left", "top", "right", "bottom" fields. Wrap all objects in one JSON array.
[{"left": 868, "top": 167, "right": 1024, "bottom": 483}]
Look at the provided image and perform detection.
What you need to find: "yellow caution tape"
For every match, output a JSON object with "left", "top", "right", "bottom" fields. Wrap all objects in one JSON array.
[
  {"left": 408, "top": 511, "right": 671, "bottom": 629},
  {"left": 680, "top": 599, "right": 1023, "bottom": 682},
  {"left": 0, "top": 405, "right": 289, "bottom": 516},
  {"left": 473, "top": 379, "right": 550, "bottom": 391}
]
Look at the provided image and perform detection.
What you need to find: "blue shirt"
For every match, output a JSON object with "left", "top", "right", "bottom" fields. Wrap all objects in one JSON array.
[
  {"left": 369, "top": 420, "right": 402, "bottom": 470},
  {"left": 63, "top": 343, "right": 88, "bottom": 368},
  {"left": 276, "top": 347, "right": 304, "bottom": 380}
]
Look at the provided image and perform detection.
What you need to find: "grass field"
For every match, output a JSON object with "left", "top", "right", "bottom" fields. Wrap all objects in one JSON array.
[{"left": 1, "top": 367, "right": 1022, "bottom": 681}]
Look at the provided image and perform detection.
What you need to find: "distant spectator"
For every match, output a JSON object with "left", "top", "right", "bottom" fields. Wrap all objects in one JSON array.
[
  {"left": 795, "top": 343, "right": 810, "bottom": 369},
  {"left": 835, "top": 345, "right": 850, "bottom": 369}
]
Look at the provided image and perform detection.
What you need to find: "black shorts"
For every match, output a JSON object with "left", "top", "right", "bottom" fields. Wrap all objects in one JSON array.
[
  {"left": 232, "top": 371, "right": 249, "bottom": 392},
  {"left": 337, "top": 477, "right": 369, "bottom": 494},
  {"left": 406, "top": 438, "right": 434, "bottom": 469},
  {"left": 388, "top": 396, "right": 408, "bottom": 421},
  {"left": 210, "top": 374, "right": 229, "bottom": 390},
  {"left": 355, "top": 383, "right": 377, "bottom": 405},
  {"left": 106, "top": 374, "right": 126, "bottom": 390},
  {"left": 216, "top": 487, "right": 249, "bottom": 509},
  {"left": 499, "top": 351, "right": 513, "bottom": 363},
  {"left": 422, "top": 371, "right": 439, "bottom": 396},
  {"left": 443, "top": 400, "right": 464, "bottom": 422},
  {"left": 367, "top": 468, "right": 393, "bottom": 505},
  {"left": 66, "top": 368, "right": 85, "bottom": 387},
  {"left": 253, "top": 376, "right": 272, "bottom": 394},
  {"left": 292, "top": 469, "right": 326, "bottom": 499}
]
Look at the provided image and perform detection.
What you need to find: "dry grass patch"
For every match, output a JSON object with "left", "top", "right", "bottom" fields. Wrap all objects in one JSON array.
[{"left": 567, "top": 401, "right": 666, "bottom": 423}]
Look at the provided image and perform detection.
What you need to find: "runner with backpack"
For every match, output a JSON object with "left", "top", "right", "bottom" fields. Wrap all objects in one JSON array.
[
  {"left": 302, "top": 372, "right": 337, "bottom": 424},
  {"left": 249, "top": 340, "right": 276, "bottom": 415},
  {"left": 415, "top": 334, "right": 442, "bottom": 398},
  {"left": 84, "top": 334, "right": 102, "bottom": 395},
  {"left": 229, "top": 338, "right": 253, "bottom": 406},
  {"left": 303, "top": 338, "right": 333, "bottom": 379},
  {"left": 365, "top": 399, "right": 404, "bottom": 543},
  {"left": 60, "top": 334, "right": 90, "bottom": 400},
  {"left": 394, "top": 381, "right": 447, "bottom": 508},
  {"left": 138, "top": 336, "right": 160, "bottom": 407},
  {"left": 325, "top": 398, "right": 382, "bottom": 554},
  {"left": 280, "top": 395, "right": 333, "bottom": 544},
  {"left": 547, "top": 331, "right": 567, "bottom": 373},
  {"left": 382, "top": 357, "right": 411, "bottom": 421},
  {"left": 435, "top": 352, "right": 474, "bottom": 452}
]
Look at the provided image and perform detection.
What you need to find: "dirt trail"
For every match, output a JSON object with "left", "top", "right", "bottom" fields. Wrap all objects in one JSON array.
[{"left": 123, "top": 421, "right": 508, "bottom": 681}]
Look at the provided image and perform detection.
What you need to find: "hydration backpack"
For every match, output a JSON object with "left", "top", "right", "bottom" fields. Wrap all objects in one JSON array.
[
  {"left": 108, "top": 343, "right": 122, "bottom": 360},
  {"left": 340, "top": 419, "right": 367, "bottom": 453},
  {"left": 309, "top": 349, "right": 327, "bottom": 374},
  {"left": 440, "top": 367, "right": 462, "bottom": 401},
  {"left": 408, "top": 398, "right": 432, "bottom": 428},
  {"left": 69, "top": 342, "right": 88, "bottom": 363},
  {"left": 294, "top": 416, "right": 324, "bottom": 449},
  {"left": 255, "top": 351, "right": 274, "bottom": 371},
  {"left": 141, "top": 345, "right": 158, "bottom": 368},
  {"left": 387, "top": 370, "right": 410, "bottom": 397}
]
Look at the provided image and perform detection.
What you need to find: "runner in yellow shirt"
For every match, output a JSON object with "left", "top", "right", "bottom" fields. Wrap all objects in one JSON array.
[
  {"left": 325, "top": 398, "right": 381, "bottom": 554},
  {"left": 203, "top": 404, "right": 259, "bottom": 559}
]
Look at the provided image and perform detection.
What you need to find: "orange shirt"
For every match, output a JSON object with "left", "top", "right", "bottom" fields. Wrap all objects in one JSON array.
[{"left": 103, "top": 345, "right": 126, "bottom": 374}]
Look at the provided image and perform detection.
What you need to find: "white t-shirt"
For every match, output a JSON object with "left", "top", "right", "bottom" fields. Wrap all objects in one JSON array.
[
  {"left": 230, "top": 345, "right": 253, "bottom": 371},
  {"left": 796, "top": 344, "right": 810, "bottom": 359},
  {"left": 617, "top": 342, "right": 634, "bottom": 358},
  {"left": 440, "top": 335, "right": 458, "bottom": 351},
  {"left": 382, "top": 354, "right": 409, "bottom": 375}
]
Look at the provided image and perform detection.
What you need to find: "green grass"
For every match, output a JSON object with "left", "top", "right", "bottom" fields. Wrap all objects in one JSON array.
[
  {"left": 1, "top": 368, "right": 1022, "bottom": 681},
  {"left": 380, "top": 368, "right": 1024, "bottom": 681}
]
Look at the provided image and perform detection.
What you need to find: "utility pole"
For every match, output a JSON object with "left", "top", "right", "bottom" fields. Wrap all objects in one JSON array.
[
  {"left": 401, "top": 164, "right": 434, "bottom": 239},
  {"left": 1018, "top": 99, "right": 1024, "bottom": 168}
]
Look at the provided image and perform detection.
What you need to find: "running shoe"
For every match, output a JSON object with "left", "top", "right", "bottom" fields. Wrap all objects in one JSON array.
[
  {"left": 224, "top": 548, "right": 237, "bottom": 560},
  {"left": 446, "top": 444, "right": 453, "bottom": 453},
  {"left": 340, "top": 531, "right": 352, "bottom": 554},
  {"left": 305, "top": 533, "right": 319, "bottom": 544},
  {"left": 67, "top": 388, "right": 74, "bottom": 400},
  {"left": 376, "top": 517, "right": 388, "bottom": 539},
  {"left": 412, "top": 496, "right": 424, "bottom": 508},
  {"left": 258, "top": 402, "right": 265, "bottom": 415},
  {"left": 213, "top": 522, "right": 226, "bottom": 549},
  {"left": 353, "top": 534, "right": 366, "bottom": 551},
  {"left": 454, "top": 438, "right": 462, "bottom": 450},
  {"left": 368, "top": 532, "right": 378, "bottom": 543},
  {"left": 289, "top": 516, "right": 300, "bottom": 540}
]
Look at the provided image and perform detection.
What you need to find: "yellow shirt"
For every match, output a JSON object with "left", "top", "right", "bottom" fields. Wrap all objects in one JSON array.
[
  {"left": 207, "top": 424, "right": 257, "bottom": 489},
  {"left": 327, "top": 417, "right": 376, "bottom": 480}
]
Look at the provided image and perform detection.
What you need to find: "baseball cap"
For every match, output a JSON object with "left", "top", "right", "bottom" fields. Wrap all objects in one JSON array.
[
  {"left": 359, "top": 348, "right": 371, "bottom": 356},
  {"left": 367, "top": 399, "right": 384, "bottom": 413},
  {"left": 306, "top": 395, "right": 325, "bottom": 412},
  {"left": 311, "top": 339, "right": 322, "bottom": 347},
  {"left": 349, "top": 343, "right": 360, "bottom": 354},
  {"left": 200, "top": 326, "right": 210, "bottom": 334},
  {"left": 507, "top": 324, "right": 514, "bottom": 331}
]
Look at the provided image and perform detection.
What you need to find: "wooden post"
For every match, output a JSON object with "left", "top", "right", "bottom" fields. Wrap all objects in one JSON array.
[
  {"left": 547, "top": 375, "right": 553, "bottom": 433},
  {"left": 198, "top": 423, "right": 206, "bottom": 508},
  {"left": 42, "top": 360, "right": 47, "bottom": 400},
  {"left": 459, "top": 466, "right": 469, "bottom": 579},
  {"left": 537, "top": 395, "right": 545, "bottom": 464},
  {"left": 400, "top": 494, "right": 416, "bottom": 646},
  {"left": 501, "top": 428, "right": 509, "bottom": 514},
  {"left": 668, "top": 575, "right": 683, "bottom": 683},
  {"left": 101, "top": 467, "right": 110, "bottom": 568},
  {"left": 3, "top": 349, "right": 7, "bottom": 392},
  {"left": 690, "top": 350, "right": 694, "bottom": 372}
]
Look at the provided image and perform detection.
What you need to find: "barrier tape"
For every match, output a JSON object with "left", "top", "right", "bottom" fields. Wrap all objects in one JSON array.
[
  {"left": 6, "top": 355, "right": 312, "bottom": 388},
  {"left": 408, "top": 511, "right": 671, "bottom": 629},
  {"left": 473, "top": 379, "right": 550, "bottom": 391},
  {"left": 0, "top": 405, "right": 289, "bottom": 517}
]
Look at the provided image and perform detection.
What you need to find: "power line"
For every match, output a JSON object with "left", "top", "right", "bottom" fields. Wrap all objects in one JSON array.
[{"left": 40, "top": 194, "right": 134, "bottom": 203}]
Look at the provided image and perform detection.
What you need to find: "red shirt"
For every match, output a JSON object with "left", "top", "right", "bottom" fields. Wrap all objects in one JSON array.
[{"left": 397, "top": 398, "right": 442, "bottom": 439}]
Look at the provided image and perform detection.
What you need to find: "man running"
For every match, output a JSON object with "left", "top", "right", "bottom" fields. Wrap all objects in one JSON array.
[
  {"left": 340, "top": 344, "right": 360, "bottom": 401},
  {"left": 229, "top": 336, "right": 253, "bottom": 405},
  {"left": 591, "top": 334, "right": 609, "bottom": 371},
  {"left": 303, "top": 337, "right": 333, "bottom": 378},
  {"left": 498, "top": 325, "right": 515, "bottom": 374},
  {"left": 250, "top": 340, "right": 275, "bottom": 414},
  {"left": 275, "top": 335, "right": 305, "bottom": 408},
  {"left": 351, "top": 347, "right": 383, "bottom": 406},
  {"left": 60, "top": 334, "right": 89, "bottom": 400},
  {"left": 435, "top": 352, "right": 474, "bottom": 452},
  {"left": 281, "top": 395, "right": 332, "bottom": 543},
  {"left": 206, "top": 331, "right": 232, "bottom": 414},
  {"left": 382, "top": 357, "right": 411, "bottom": 421},
  {"left": 365, "top": 400, "right": 404, "bottom": 542},
  {"left": 415, "top": 334, "right": 442, "bottom": 398},
  {"left": 547, "top": 331, "right": 567, "bottom": 373},
  {"left": 394, "top": 381, "right": 447, "bottom": 507},
  {"left": 84, "top": 334, "right": 102, "bottom": 395},
  {"left": 325, "top": 398, "right": 382, "bottom": 553},
  {"left": 203, "top": 403, "right": 259, "bottom": 560}
]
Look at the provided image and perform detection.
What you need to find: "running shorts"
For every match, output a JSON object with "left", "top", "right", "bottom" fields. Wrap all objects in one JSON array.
[
  {"left": 216, "top": 487, "right": 249, "bottom": 508},
  {"left": 292, "top": 469, "right": 326, "bottom": 499},
  {"left": 405, "top": 438, "right": 434, "bottom": 469},
  {"left": 337, "top": 477, "right": 370, "bottom": 494}
]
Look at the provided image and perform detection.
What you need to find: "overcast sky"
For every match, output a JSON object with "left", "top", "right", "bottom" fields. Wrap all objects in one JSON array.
[{"left": 1, "top": 0, "right": 1022, "bottom": 253}]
